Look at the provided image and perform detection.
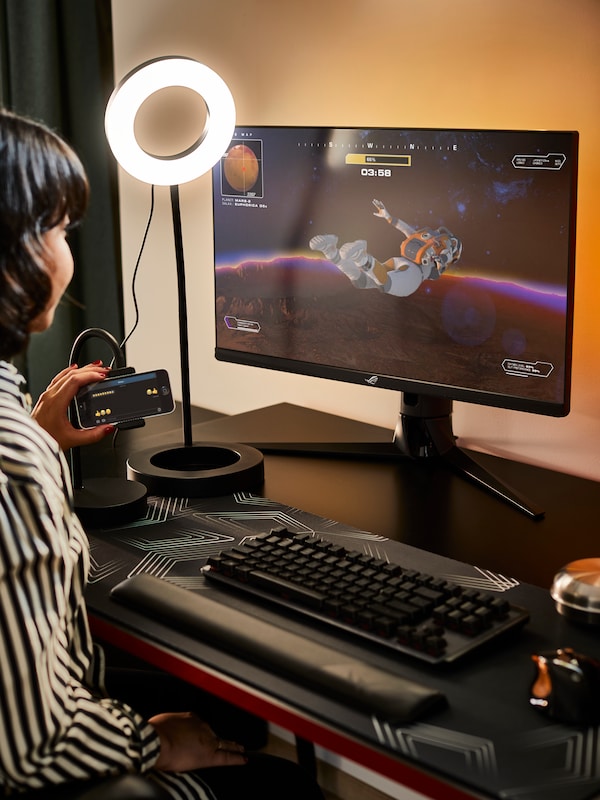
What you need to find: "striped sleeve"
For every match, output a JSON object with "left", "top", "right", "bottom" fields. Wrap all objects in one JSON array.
[{"left": 0, "top": 396, "right": 160, "bottom": 793}]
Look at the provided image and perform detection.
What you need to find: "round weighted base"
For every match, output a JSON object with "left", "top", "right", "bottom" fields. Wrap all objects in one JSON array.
[
  {"left": 126, "top": 441, "right": 265, "bottom": 497},
  {"left": 74, "top": 477, "right": 148, "bottom": 527}
]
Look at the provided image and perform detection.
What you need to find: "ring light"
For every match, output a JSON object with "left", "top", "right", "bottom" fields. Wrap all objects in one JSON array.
[
  {"left": 105, "top": 56, "right": 236, "bottom": 186},
  {"left": 104, "top": 56, "right": 263, "bottom": 499}
]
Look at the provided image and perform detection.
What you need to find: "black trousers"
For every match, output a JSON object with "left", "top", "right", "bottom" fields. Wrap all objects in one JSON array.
[{"left": 104, "top": 667, "right": 326, "bottom": 800}]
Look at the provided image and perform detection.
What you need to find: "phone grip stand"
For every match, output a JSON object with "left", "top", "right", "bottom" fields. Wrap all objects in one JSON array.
[
  {"left": 68, "top": 329, "right": 148, "bottom": 526},
  {"left": 119, "top": 419, "right": 146, "bottom": 430}
]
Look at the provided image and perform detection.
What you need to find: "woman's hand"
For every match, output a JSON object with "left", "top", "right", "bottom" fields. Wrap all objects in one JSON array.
[
  {"left": 31, "top": 362, "right": 115, "bottom": 450},
  {"left": 149, "top": 712, "right": 247, "bottom": 772}
]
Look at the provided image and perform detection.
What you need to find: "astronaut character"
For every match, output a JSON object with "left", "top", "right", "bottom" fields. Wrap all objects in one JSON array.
[{"left": 310, "top": 198, "right": 462, "bottom": 297}]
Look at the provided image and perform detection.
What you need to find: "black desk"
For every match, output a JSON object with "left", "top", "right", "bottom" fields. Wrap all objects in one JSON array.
[{"left": 83, "top": 403, "right": 600, "bottom": 800}]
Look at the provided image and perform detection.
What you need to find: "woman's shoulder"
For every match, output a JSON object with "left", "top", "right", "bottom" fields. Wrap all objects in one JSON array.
[
  {"left": 0, "top": 364, "right": 68, "bottom": 493},
  {"left": 0, "top": 394, "right": 63, "bottom": 476}
]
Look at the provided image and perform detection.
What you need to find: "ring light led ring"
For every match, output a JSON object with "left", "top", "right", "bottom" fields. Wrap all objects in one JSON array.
[{"left": 105, "top": 57, "right": 236, "bottom": 186}]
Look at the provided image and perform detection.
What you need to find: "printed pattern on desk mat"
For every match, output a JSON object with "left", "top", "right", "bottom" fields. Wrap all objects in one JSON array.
[
  {"left": 87, "top": 492, "right": 600, "bottom": 800},
  {"left": 88, "top": 491, "right": 519, "bottom": 592}
]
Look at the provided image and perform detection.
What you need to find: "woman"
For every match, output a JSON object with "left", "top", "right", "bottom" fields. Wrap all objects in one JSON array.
[{"left": 0, "top": 109, "right": 324, "bottom": 799}]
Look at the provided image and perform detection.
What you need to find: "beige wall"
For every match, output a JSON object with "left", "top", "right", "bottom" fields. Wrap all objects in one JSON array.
[{"left": 110, "top": 0, "right": 600, "bottom": 482}]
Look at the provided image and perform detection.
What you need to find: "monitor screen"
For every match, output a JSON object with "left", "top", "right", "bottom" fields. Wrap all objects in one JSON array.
[{"left": 212, "top": 126, "right": 578, "bottom": 420}]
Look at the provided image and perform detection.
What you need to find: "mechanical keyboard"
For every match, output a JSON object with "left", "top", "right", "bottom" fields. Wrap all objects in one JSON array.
[{"left": 202, "top": 525, "right": 529, "bottom": 665}]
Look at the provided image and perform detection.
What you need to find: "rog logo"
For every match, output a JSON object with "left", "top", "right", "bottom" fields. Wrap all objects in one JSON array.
[{"left": 365, "top": 375, "right": 379, "bottom": 386}]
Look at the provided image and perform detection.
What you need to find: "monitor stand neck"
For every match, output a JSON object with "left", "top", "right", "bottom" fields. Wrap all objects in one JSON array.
[
  {"left": 393, "top": 394, "right": 544, "bottom": 519},
  {"left": 252, "top": 393, "right": 545, "bottom": 520}
]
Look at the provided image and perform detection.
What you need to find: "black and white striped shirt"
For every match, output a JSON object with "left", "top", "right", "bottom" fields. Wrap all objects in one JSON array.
[{"left": 0, "top": 361, "right": 161, "bottom": 794}]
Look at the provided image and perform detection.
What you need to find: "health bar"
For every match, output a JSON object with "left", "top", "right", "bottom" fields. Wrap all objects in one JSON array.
[{"left": 345, "top": 153, "right": 412, "bottom": 167}]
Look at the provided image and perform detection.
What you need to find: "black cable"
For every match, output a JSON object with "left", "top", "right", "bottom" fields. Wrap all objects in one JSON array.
[
  {"left": 119, "top": 183, "right": 156, "bottom": 352},
  {"left": 97, "top": 184, "right": 156, "bottom": 446}
]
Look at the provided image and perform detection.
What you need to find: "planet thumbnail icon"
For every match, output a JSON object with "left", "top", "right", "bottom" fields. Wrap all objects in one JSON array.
[{"left": 223, "top": 144, "right": 259, "bottom": 193}]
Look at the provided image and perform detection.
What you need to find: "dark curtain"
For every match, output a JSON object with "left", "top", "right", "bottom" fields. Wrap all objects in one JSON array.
[{"left": 0, "top": 0, "right": 123, "bottom": 400}]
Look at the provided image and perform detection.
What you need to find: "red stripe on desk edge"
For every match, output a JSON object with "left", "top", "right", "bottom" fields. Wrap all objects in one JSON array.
[{"left": 89, "top": 613, "right": 479, "bottom": 800}]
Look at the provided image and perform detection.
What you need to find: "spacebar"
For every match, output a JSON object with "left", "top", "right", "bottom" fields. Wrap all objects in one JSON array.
[{"left": 111, "top": 574, "right": 447, "bottom": 724}]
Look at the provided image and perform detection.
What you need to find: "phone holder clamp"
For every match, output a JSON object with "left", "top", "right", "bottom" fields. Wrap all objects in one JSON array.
[{"left": 68, "top": 329, "right": 148, "bottom": 526}]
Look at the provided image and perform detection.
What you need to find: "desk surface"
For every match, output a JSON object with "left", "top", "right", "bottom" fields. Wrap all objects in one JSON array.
[
  {"left": 95, "top": 401, "right": 600, "bottom": 589},
  {"left": 83, "top": 403, "right": 600, "bottom": 800}
]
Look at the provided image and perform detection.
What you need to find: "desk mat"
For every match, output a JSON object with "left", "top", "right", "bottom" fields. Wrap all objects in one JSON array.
[{"left": 86, "top": 492, "right": 600, "bottom": 800}]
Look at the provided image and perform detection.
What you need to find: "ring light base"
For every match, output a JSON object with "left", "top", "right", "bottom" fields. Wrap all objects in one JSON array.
[
  {"left": 127, "top": 442, "right": 264, "bottom": 497},
  {"left": 74, "top": 478, "right": 148, "bottom": 527}
]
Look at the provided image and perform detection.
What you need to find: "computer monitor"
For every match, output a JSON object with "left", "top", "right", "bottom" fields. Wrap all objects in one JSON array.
[{"left": 211, "top": 126, "right": 578, "bottom": 518}]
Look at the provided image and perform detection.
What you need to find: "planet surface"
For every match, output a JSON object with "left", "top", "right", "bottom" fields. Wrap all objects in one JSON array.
[
  {"left": 223, "top": 144, "right": 259, "bottom": 193},
  {"left": 215, "top": 256, "right": 566, "bottom": 405}
]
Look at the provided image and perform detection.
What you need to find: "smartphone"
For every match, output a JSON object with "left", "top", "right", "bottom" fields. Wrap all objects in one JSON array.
[{"left": 75, "top": 369, "right": 174, "bottom": 429}]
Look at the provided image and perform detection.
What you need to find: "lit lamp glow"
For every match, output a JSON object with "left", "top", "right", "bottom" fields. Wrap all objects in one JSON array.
[
  {"left": 105, "top": 56, "right": 264, "bottom": 497},
  {"left": 105, "top": 57, "right": 236, "bottom": 186}
]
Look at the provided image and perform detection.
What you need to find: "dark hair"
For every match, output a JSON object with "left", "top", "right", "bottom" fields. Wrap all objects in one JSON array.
[{"left": 0, "top": 109, "right": 89, "bottom": 359}]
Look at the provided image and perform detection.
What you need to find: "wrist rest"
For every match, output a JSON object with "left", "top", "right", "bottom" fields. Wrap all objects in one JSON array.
[{"left": 111, "top": 573, "right": 447, "bottom": 723}]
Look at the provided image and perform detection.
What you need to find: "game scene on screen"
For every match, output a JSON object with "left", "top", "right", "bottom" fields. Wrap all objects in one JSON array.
[{"left": 212, "top": 127, "right": 576, "bottom": 409}]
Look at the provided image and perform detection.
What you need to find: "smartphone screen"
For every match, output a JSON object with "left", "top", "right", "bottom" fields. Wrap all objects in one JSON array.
[{"left": 75, "top": 369, "right": 174, "bottom": 429}]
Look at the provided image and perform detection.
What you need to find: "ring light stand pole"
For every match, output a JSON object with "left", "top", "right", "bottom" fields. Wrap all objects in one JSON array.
[
  {"left": 105, "top": 57, "right": 264, "bottom": 497},
  {"left": 126, "top": 183, "right": 264, "bottom": 496},
  {"left": 171, "top": 184, "right": 193, "bottom": 448}
]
